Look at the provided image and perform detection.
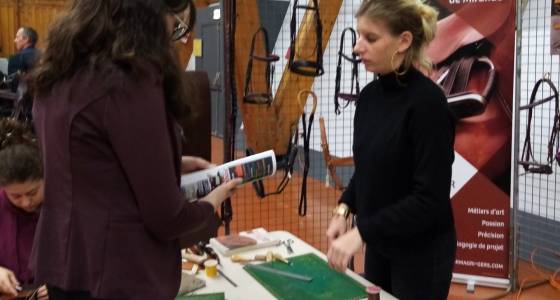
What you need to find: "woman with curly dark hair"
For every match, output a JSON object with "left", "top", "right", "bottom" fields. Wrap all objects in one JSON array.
[
  {"left": 30, "top": 1, "right": 239, "bottom": 299},
  {"left": 0, "top": 118, "right": 48, "bottom": 299}
]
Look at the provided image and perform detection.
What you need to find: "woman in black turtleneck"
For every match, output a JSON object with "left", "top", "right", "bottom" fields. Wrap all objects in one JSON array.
[{"left": 326, "top": 1, "right": 456, "bottom": 299}]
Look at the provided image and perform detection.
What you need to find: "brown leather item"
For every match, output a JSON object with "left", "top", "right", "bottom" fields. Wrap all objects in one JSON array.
[
  {"left": 427, "top": 13, "right": 484, "bottom": 65},
  {"left": 216, "top": 235, "right": 257, "bottom": 250},
  {"left": 433, "top": 56, "right": 496, "bottom": 119},
  {"left": 319, "top": 116, "right": 354, "bottom": 191},
  {"left": 427, "top": 0, "right": 515, "bottom": 183}
]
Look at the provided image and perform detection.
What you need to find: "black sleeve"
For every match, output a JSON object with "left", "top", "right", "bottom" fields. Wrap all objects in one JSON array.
[
  {"left": 339, "top": 175, "right": 357, "bottom": 213},
  {"left": 356, "top": 91, "right": 455, "bottom": 244}
]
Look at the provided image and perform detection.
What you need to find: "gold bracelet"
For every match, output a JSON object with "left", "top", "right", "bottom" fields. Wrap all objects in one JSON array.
[{"left": 332, "top": 203, "right": 350, "bottom": 219}]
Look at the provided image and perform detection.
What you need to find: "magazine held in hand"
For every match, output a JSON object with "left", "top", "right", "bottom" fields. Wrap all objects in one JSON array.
[{"left": 180, "top": 150, "right": 276, "bottom": 201}]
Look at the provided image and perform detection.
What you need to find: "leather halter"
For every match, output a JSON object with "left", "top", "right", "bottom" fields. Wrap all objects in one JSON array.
[
  {"left": 334, "top": 27, "right": 361, "bottom": 115},
  {"left": 519, "top": 77, "right": 560, "bottom": 175},
  {"left": 243, "top": 27, "right": 279, "bottom": 105},
  {"left": 247, "top": 90, "right": 317, "bottom": 216},
  {"left": 288, "top": 0, "right": 324, "bottom": 77},
  {"left": 434, "top": 55, "right": 496, "bottom": 119}
]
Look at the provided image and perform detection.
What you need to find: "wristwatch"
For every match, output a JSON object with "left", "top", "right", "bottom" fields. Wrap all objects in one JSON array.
[{"left": 332, "top": 203, "right": 350, "bottom": 219}]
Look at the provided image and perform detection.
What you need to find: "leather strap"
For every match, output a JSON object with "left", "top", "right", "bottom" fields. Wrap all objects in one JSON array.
[
  {"left": 297, "top": 90, "right": 317, "bottom": 216},
  {"left": 334, "top": 27, "right": 361, "bottom": 115},
  {"left": 519, "top": 78, "right": 560, "bottom": 174},
  {"left": 247, "top": 90, "right": 317, "bottom": 217},
  {"left": 319, "top": 117, "right": 354, "bottom": 191},
  {"left": 437, "top": 55, "right": 496, "bottom": 118},
  {"left": 451, "top": 57, "right": 476, "bottom": 94},
  {"left": 247, "top": 124, "right": 298, "bottom": 198},
  {"left": 288, "top": 0, "right": 324, "bottom": 77}
]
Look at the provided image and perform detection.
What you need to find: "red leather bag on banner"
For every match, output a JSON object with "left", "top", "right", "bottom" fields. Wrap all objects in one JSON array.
[{"left": 427, "top": 0, "right": 515, "bottom": 188}]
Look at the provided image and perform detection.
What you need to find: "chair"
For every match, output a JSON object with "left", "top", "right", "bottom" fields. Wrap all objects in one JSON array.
[{"left": 0, "top": 58, "right": 8, "bottom": 75}]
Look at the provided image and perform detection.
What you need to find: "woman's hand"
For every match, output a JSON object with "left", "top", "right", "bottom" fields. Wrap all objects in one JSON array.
[
  {"left": 37, "top": 285, "right": 49, "bottom": 300},
  {"left": 326, "top": 215, "right": 348, "bottom": 244},
  {"left": 0, "top": 266, "right": 19, "bottom": 297},
  {"left": 327, "top": 228, "right": 364, "bottom": 272},
  {"left": 200, "top": 178, "right": 243, "bottom": 212},
  {"left": 181, "top": 156, "right": 214, "bottom": 174}
]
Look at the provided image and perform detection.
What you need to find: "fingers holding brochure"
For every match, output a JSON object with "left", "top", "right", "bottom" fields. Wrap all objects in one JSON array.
[
  {"left": 181, "top": 156, "right": 215, "bottom": 174},
  {"left": 201, "top": 178, "right": 243, "bottom": 213},
  {"left": 180, "top": 150, "right": 277, "bottom": 202}
]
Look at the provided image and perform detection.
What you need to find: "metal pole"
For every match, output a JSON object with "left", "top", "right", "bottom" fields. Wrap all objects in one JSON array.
[
  {"left": 221, "top": 0, "right": 236, "bottom": 235},
  {"left": 510, "top": 0, "right": 524, "bottom": 292}
]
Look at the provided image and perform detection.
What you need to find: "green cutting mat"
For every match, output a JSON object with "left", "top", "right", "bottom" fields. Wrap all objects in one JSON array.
[
  {"left": 244, "top": 253, "right": 367, "bottom": 300},
  {"left": 175, "top": 292, "right": 225, "bottom": 300}
]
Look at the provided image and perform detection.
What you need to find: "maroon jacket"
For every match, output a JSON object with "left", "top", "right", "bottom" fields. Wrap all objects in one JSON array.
[
  {"left": 0, "top": 189, "right": 38, "bottom": 284},
  {"left": 31, "top": 62, "right": 220, "bottom": 299}
]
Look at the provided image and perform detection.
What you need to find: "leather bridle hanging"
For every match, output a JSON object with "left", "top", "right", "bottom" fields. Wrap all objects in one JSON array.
[
  {"left": 246, "top": 127, "right": 299, "bottom": 199},
  {"left": 297, "top": 90, "right": 317, "bottom": 216},
  {"left": 243, "top": 27, "right": 279, "bottom": 105},
  {"left": 247, "top": 90, "right": 317, "bottom": 217},
  {"left": 334, "top": 27, "right": 361, "bottom": 115},
  {"left": 288, "top": 0, "right": 324, "bottom": 77},
  {"left": 519, "top": 77, "right": 560, "bottom": 174}
]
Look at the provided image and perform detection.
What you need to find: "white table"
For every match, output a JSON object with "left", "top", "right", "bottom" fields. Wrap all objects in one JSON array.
[{"left": 187, "top": 230, "right": 397, "bottom": 300}]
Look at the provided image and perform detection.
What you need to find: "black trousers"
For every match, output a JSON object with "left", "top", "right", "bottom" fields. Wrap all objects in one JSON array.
[{"left": 364, "top": 229, "right": 456, "bottom": 300}]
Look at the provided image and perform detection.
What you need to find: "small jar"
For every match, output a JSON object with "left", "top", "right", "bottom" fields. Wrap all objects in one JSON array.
[
  {"left": 366, "top": 285, "right": 381, "bottom": 300},
  {"left": 204, "top": 259, "right": 218, "bottom": 278}
]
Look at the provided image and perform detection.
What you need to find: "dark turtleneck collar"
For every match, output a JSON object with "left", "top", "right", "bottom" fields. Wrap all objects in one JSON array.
[{"left": 378, "top": 67, "right": 422, "bottom": 91}]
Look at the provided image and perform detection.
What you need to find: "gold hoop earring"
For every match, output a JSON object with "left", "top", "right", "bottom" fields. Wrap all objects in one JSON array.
[{"left": 391, "top": 51, "right": 407, "bottom": 76}]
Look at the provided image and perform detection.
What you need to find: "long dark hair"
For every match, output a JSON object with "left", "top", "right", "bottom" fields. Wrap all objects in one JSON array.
[{"left": 32, "top": 0, "right": 192, "bottom": 119}]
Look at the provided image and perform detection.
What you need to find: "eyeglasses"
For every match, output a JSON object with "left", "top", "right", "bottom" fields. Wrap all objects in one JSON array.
[
  {"left": 170, "top": 0, "right": 195, "bottom": 42},
  {"left": 171, "top": 13, "right": 191, "bottom": 41}
]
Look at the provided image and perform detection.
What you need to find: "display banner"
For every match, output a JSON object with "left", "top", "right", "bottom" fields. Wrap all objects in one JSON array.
[
  {"left": 425, "top": 0, "right": 516, "bottom": 282},
  {"left": 552, "top": 0, "right": 560, "bottom": 54}
]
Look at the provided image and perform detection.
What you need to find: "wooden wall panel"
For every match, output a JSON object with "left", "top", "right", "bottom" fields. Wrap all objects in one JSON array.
[
  {"left": 0, "top": 0, "right": 18, "bottom": 57},
  {"left": 0, "top": 0, "right": 68, "bottom": 58}
]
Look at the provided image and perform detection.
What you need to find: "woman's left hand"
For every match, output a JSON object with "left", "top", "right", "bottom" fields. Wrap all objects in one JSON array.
[
  {"left": 327, "top": 228, "right": 364, "bottom": 272},
  {"left": 181, "top": 156, "right": 214, "bottom": 174}
]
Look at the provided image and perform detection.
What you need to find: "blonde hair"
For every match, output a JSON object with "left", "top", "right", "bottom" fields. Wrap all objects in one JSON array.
[{"left": 356, "top": 0, "right": 438, "bottom": 73}]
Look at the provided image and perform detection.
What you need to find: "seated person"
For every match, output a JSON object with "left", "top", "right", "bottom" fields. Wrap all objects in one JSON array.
[
  {"left": 0, "top": 118, "right": 47, "bottom": 299},
  {"left": 7, "top": 27, "right": 40, "bottom": 92}
]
